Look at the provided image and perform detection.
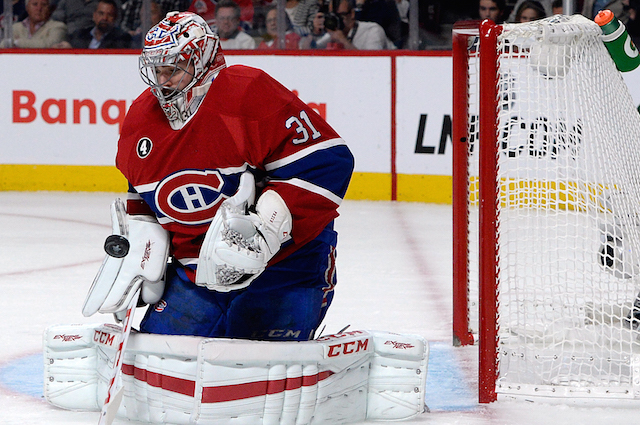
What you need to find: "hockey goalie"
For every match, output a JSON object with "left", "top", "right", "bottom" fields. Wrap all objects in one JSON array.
[{"left": 43, "top": 11, "right": 428, "bottom": 425}]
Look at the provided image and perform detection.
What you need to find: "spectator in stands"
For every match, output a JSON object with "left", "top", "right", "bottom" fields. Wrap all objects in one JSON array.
[
  {"left": 0, "top": 0, "right": 27, "bottom": 29},
  {"left": 3, "top": 0, "right": 66, "bottom": 47},
  {"left": 216, "top": 0, "right": 256, "bottom": 48},
  {"left": 353, "top": 0, "right": 402, "bottom": 47},
  {"left": 396, "top": 0, "right": 409, "bottom": 26},
  {"left": 129, "top": 0, "right": 166, "bottom": 48},
  {"left": 582, "top": 0, "right": 628, "bottom": 22},
  {"left": 478, "top": 0, "right": 507, "bottom": 23},
  {"left": 551, "top": 0, "right": 562, "bottom": 14},
  {"left": 507, "top": 0, "right": 551, "bottom": 21},
  {"left": 121, "top": 0, "right": 188, "bottom": 36},
  {"left": 513, "top": 0, "right": 546, "bottom": 22},
  {"left": 405, "top": 0, "right": 456, "bottom": 50},
  {"left": 285, "top": 0, "right": 318, "bottom": 35},
  {"left": 52, "top": 0, "right": 122, "bottom": 36},
  {"left": 248, "top": 0, "right": 268, "bottom": 36},
  {"left": 188, "top": 0, "right": 215, "bottom": 25},
  {"left": 187, "top": 0, "right": 253, "bottom": 29},
  {"left": 63, "top": 0, "right": 132, "bottom": 48},
  {"left": 300, "top": 9, "right": 331, "bottom": 48},
  {"left": 325, "top": 0, "right": 395, "bottom": 49},
  {"left": 258, "top": 4, "right": 300, "bottom": 48},
  {"left": 623, "top": 0, "right": 640, "bottom": 45}
]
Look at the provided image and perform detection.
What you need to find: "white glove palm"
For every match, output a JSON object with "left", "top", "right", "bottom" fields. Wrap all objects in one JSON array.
[{"left": 196, "top": 173, "right": 292, "bottom": 292}]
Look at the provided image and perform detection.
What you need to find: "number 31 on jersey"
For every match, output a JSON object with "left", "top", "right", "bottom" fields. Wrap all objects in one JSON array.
[{"left": 286, "top": 110, "right": 321, "bottom": 144}]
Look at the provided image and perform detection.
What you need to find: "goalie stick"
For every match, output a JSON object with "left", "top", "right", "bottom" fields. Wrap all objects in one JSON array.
[{"left": 98, "top": 284, "right": 141, "bottom": 425}]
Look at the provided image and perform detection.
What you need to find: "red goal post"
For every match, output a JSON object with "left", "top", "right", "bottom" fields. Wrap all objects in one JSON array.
[
  {"left": 452, "top": 19, "right": 501, "bottom": 403},
  {"left": 452, "top": 16, "right": 640, "bottom": 404}
]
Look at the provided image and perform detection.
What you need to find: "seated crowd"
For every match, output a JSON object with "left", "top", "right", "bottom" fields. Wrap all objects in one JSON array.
[{"left": 0, "top": 0, "right": 637, "bottom": 50}]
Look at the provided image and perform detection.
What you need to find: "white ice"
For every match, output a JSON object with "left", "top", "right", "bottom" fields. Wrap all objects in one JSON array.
[{"left": 1, "top": 191, "right": 640, "bottom": 424}]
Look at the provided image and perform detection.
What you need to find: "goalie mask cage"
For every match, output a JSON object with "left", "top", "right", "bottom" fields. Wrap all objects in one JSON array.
[{"left": 452, "top": 15, "right": 640, "bottom": 404}]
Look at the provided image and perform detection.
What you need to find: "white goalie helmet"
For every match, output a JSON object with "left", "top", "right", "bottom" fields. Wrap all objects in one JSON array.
[{"left": 139, "top": 11, "right": 226, "bottom": 129}]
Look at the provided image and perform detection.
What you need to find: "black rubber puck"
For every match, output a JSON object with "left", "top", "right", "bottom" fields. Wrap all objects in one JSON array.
[{"left": 104, "top": 234, "right": 130, "bottom": 258}]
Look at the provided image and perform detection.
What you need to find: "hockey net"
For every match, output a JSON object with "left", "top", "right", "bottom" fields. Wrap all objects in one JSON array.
[{"left": 452, "top": 15, "right": 640, "bottom": 403}]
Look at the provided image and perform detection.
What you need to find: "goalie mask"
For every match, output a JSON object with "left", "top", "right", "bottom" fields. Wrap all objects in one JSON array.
[{"left": 139, "top": 11, "right": 226, "bottom": 130}]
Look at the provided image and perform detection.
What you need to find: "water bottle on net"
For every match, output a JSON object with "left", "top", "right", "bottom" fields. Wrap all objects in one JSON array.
[{"left": 595, "top": 9, "right": 640, "bottom": 72}]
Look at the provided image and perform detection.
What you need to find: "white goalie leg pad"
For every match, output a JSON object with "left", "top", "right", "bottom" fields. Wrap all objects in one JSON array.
[
  {"left": 365, "top": 332, "right": 429, "bottom": 420},
  {"left": 43, "top": 323, "right": 121, "bottom": 412},
  {"left": 44, "top": 328, "right": 429, "bottom": 424},
  {"left": 82, "top": 198, "right": 170, "bottom": 316}
]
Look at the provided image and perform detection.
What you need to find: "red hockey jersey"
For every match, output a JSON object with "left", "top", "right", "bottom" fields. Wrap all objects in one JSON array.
[{"left": 116, "top": 65, "right": 354, "bottom": 271}]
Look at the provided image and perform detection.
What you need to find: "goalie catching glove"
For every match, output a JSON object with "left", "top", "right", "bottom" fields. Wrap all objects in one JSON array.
[{"left": 196, "top": 172, "right": 292, "bottom": 292}]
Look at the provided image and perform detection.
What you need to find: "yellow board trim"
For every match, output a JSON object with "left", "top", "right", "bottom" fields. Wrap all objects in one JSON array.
[
  {"left": 397, "top": 174, "right": 452, "bottom": 204},
  {"left": 0, "top": 164, "right": 128, "bottom": 192},
  {"left": 0, "top": 164, "right": 454, "bottom": 204},
  {"left": 344, "top": 172, "right": 392, "bottom": 201}
]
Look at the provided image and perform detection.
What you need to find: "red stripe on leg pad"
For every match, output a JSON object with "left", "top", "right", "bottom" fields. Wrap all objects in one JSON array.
[
  {"left": 201, "top": 370, "right": 334, "bottom": 403},
  {"left": 123, "top": 363, "right": 334, "bottom": 403},
  {"left": 285, "top": 376, "right": 302, "bottom": 390},
  {"left": 122, "top": 363, "right": 195, "bottom": 397}
]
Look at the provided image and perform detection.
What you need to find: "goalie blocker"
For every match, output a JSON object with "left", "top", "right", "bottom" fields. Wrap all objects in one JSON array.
[
  {"left": 44, "top": 325, "right": 428, "bottom": 424},
  {"left": 82, "top": 198, "right": 170, "bottom": 316}
]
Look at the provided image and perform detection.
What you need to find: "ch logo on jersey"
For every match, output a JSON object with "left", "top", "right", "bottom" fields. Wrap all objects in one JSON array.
[
  {"left": 137, "top": 137, "right": 153, "bottom": 158},
  {"left": 155, "top": 169, "right": 227, "bottom": 224}
]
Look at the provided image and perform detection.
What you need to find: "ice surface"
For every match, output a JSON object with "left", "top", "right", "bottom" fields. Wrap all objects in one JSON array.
[{"left": 2, "top": 192, "right": 640, "bottom": 424}]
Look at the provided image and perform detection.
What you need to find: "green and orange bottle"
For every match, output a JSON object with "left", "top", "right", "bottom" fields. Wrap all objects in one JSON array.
[{"left": 595, "top": 9, "right": 640, "bottom": 72}]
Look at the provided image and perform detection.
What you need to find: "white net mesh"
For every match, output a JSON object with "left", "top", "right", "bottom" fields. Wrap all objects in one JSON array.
[
  {"left": 467, "top": 14, "right": 640, "bottom": 400},
  {"left": 466, "top": 36, "right": 481, "bottom": 341}
]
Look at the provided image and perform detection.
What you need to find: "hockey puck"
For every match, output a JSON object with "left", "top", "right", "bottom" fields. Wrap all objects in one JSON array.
[{"left": 104, "top": 234, "right": 130, "bottom": 258}]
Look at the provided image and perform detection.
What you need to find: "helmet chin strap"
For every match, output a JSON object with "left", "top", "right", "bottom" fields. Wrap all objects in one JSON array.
[{"left": 191, "top": 77, "right": 214, "bottom": 97}]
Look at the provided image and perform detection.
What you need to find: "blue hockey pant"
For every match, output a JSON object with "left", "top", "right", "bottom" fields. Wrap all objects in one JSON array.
[{"left": 139, "top": 237, "right": 337, "bottom": 341}]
